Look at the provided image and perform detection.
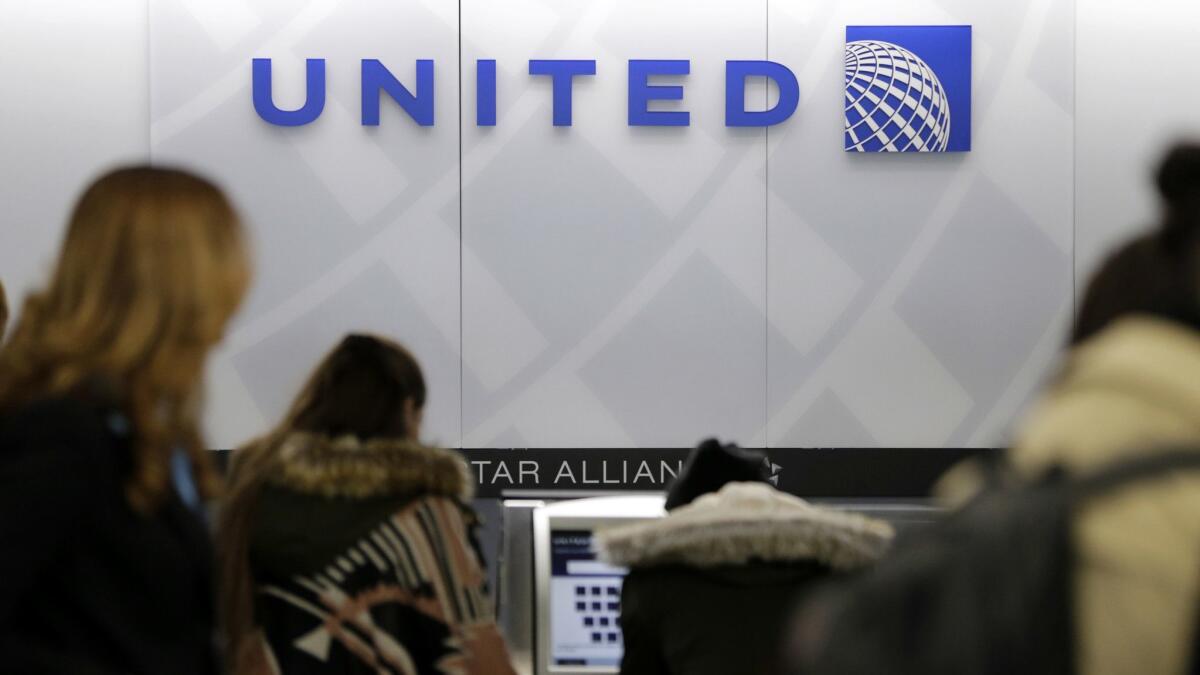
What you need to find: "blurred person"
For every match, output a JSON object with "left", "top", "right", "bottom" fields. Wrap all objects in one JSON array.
[
  {"left": 1003, "top": 142, "right": 1200, "bottom": 674},
  {"left": 596, "top": 439, "right": 892, "bottom": 675},
  {"left": 218, "top": 334, "right": 517, "bottom": 675},
  {"left": 795, "top": 143, "right": 1200, "bottom": 675},
  {"left": 0, "top": 167, "right": 251, "bottom": 675}
]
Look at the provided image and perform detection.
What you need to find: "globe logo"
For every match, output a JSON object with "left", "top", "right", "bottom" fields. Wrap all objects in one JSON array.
[{"left": 844, "top": 40, "right": 951, "bottom": 153}]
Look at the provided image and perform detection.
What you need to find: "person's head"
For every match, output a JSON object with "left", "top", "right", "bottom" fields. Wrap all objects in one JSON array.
[
  {"left": 1156, "top": 142, "right": 1200, "bottom": 256},
  {"left": 665, "top": 438, "right": 770, "bottom": 510},
  {"left": 283, "top": 333, "right": 427, "bottom": 442},
  {"left": 1070, "top": 142, "right": 1200, "bottom": 345},
  {"left": 0, "top": 166, "right": 250, "bottom": 510}
]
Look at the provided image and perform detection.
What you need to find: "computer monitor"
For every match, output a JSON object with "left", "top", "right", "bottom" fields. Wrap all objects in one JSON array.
[{"left": 532, "top": 496, "right": 665, "bottom": 675}]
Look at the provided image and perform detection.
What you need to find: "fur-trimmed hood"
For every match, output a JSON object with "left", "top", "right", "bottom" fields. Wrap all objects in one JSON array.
[
  {"left": 596, "top": 482, "right": 893, "bottom": 571},
  {"left": 263, "top": 431, "right": 473, "bottom": 501}
]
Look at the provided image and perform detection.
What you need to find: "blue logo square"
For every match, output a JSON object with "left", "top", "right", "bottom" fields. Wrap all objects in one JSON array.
[{"left": 845, "top": 25, "right": 972, "bottom": 153}]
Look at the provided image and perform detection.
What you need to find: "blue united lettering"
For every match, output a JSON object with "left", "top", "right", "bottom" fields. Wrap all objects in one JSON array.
[{"left": 251, "top": 58, "right": 799, "bottom": 128}]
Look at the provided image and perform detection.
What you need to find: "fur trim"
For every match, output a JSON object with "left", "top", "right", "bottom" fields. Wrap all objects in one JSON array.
[
  {"left": 265, "top": 432, "right": 473, "bottom": 501},
  {"left": 596, "top": 482, "right": 893, "bottom": 571}
]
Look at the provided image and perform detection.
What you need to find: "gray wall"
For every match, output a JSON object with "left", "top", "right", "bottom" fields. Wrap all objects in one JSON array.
[{"left": 0, "top": 0, "right": 1189, "bottom": 451}]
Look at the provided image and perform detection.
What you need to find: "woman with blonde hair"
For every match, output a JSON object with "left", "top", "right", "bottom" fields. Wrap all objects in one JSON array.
[
  {"left": 218, "top": 334, "right": 516, "bottom": 675},
  {"left": 0, "top": 167, "right": 250, "bottom": 675}
]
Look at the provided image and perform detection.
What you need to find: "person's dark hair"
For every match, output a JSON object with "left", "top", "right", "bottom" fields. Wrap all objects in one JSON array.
[
  {"left": 286, "top": 333, "right": 426, "bottom": 440},
  {"left": 1071, "top": 234, "right": 1197, "bottom": 344},
  {"left": 664, "top": 438, "right": 769, "bottom": 510},
  {"left": 1071, "top": 142, "right": 1200, "bottom": 345},
  {"left": 1156, "top": 143, "right": 1200, "bottom": 254}
]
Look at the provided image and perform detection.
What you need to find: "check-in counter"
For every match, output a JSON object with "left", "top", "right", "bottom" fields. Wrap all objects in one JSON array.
[{"left": 494, "top": 493, "right": 939, "bottom": 675}]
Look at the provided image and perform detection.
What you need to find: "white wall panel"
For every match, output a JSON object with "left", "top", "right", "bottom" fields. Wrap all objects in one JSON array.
[
  {"left": 460, "top": 0, "right": 769, "bottom": 448},
  {"left": 11, "top": 0, "right": 1169, "bottom": 451},
  {"left": 766, "top": 0, "right": 1075, "bottom": 448},
  {"left": 149, "top": 0, "right": 462, "bottom": 448}
]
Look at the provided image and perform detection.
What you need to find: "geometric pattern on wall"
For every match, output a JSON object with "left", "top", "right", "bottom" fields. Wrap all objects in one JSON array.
[{"left": 149, "top": 0, "right": 1075, "bottom": 450}]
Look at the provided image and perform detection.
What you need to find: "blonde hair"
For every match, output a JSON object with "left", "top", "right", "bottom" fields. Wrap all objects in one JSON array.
[{"left": 0, "top": 166, "right": 250, "bottom": 511}]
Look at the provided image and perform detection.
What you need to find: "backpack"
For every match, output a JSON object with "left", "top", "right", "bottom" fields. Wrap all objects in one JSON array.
[{"left": 802, "top": 450, "right": 1200, "bottom": 675}]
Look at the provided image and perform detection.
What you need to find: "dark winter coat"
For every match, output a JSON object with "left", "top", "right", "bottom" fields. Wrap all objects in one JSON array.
[
  {"left": 597, "top": 483, "right": 893, "bottom": 675},
  {"left": 240, "top": 432, "right": 516, "bottom": 675},
  {"left": 0, "top": 394, "right": 218, "bottom": 675}
]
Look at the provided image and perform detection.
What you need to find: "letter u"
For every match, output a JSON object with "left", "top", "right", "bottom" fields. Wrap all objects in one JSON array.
[{"left": 252, "top": 58, "right": 326, "bottom": 126}]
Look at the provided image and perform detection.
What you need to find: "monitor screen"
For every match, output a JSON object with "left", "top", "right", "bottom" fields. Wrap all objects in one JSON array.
[{"left": 548, "top": 529, "right": 628, "bottom": 668}]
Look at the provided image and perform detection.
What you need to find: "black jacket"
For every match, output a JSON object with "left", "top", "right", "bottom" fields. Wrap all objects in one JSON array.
[
  {"left": 618, "top": 562, "right": 829, "bottom": 675},
  {"left": 597, "top": 483, "right": 893, "bottom": 675},
  {"left": 0, "top": 394, "right": 218, "bottom": 675}
]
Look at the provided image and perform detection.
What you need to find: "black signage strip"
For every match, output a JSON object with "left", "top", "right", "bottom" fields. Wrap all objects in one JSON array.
[{"left": 212, "top": 447, "right": 997, "bottom": 499}]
